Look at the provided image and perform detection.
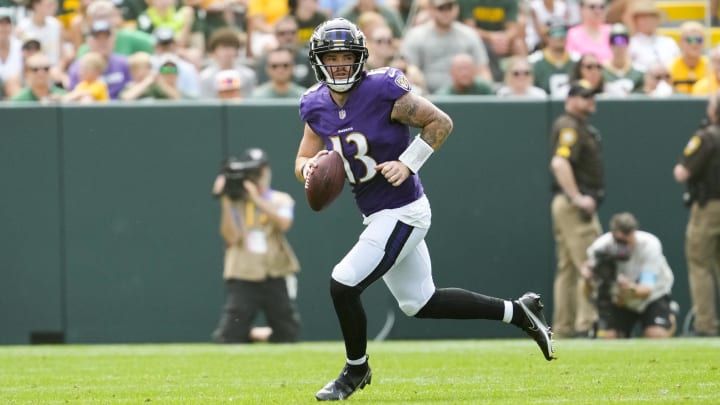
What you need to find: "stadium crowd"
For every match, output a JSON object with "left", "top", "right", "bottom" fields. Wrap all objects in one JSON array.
[{"left": 0, "top": 0, "right": 719, "bottom": 102}]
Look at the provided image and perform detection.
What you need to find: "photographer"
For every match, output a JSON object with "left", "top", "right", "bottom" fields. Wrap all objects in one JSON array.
[
  {"left": 581, "top": 212, "right": 675, "bottom": 339},
  {"left": 210, "top": 148, "right": 301, "bottom": 343}
]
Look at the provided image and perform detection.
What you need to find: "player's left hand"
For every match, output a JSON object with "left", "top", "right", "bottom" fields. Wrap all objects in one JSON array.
[{"left": 376, "top": 161, "right": 411, "bottom": 187}]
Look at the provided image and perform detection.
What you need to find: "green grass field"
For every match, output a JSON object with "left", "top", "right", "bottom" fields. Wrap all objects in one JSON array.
[{"left": 1, "top": 338, "right": 718, "bottom": 404}]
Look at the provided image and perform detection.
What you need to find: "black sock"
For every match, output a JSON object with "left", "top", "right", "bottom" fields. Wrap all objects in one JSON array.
[
  {"left": 414, "top": 288, "right": 505, "bottom": 320},
  {"left": 510, "top": 301, "right": 526, "bottom": 327},
  {"left": 330, "top": 279, "right": 367, "bottom": 361}
]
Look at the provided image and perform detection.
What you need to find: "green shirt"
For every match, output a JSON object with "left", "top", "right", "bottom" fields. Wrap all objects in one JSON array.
[
  {"left": 434, "top": 78, "right": 494, "bottom": 95},
  {"left": 603, "top": 67, "right": 645, "bottom": 94},
  {"left": 530, "top": 51, "right": 575, "bottom": 96},
  {"left": 119, "top": 82, "right": 173, "bottom": 99},
  {"left": 11, "top": 86, "right": 67, "bottom": 101},
  {"left": 460, "top": 0, "right": 518, "bottom": 32},
  {"left": 77, "top": 29, "right": 154, "bottom": 58},
  {"left": 250, "top": 82, "right": 306, "bottom": 99}
]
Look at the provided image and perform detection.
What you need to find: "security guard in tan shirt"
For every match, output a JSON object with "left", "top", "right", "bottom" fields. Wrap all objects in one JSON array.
[
  {"left": 211, "top": 148, "right": 301, "bottom": 343},
  {"left": 549, "top": 80, "right": 605, "bottom": 338},
  {"left": 674, "top": 96, "right": 720, "bottom": 337}
]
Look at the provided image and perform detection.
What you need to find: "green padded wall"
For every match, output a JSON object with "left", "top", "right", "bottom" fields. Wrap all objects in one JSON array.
[{"left": 0, "top": 106, "right": 63, "bottom": 344}]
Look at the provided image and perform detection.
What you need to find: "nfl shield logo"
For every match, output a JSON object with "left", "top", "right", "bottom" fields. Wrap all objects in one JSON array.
[{"left": 339, "top": 109, "right": 346, "bottom": 119}]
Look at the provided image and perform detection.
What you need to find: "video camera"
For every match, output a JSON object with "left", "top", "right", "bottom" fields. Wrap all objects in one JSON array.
[
  {"left": 592, "top": 241, "right": 631, "bottom": 334},
  {"left": 220, "top": 149, "right": 268, "bottom": 201}
]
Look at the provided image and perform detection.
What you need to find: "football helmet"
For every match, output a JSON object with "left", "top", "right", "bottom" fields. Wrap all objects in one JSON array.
[{"left": 308, "top": 18, "right": 368, "bottom": 93}]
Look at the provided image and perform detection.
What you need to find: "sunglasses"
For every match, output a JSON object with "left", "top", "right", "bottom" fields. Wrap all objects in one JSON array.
[
  {"left": 610, "top": 35, "right": 629, "bottom": 46},
  {"left": 653, "top": 74, "right": 670, "bottom": 81},
  {"left": 582, "top": 63, "right": 602, "bottom": 70},
  {"left": 373, "top": 38, "right": 393, "bottom": 45},
  {"left": 684, "top": 36, "right": 704, "bottom": 44},
  {"left": 276, "top": 30, "right": 297, "bottom": 36},
  {"left": 29, "top": 65, "right": 50, "bottom": 72},
  {"left": 584, "top": 3, "right": 605, "bottom": 10},
  {"left": 159, "top": 65, "right": 178, "bottom": 75},
  {"left": 269, "top": 63, "right": 291, "bottom": 69},
  {"left": 436, "top": 2, "right": 457, "bottom": 11},
  {"left": 511, "top": 70, "right": 531, "bottom": 77}
]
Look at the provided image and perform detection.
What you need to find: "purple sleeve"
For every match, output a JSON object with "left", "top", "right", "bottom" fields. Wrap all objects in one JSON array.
[
  {"left": 372, "top": 67, "right": 411, "bottom": 101},
  {"left": 68, "top": 61, "right": 79, "bottom": 90}
]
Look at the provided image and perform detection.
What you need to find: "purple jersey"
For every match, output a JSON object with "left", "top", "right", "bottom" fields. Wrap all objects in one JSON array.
[
  {"left": 68, "top": 54, "right": 131, "bottom": 100},
  {"left": 300, "top": 68, "right": 424, "bottom": 216}
]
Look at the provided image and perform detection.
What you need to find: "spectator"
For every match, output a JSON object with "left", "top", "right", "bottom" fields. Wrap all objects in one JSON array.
[
  {"left": 461, "top": 0, "right": 526, "bottom": 81},
  {"left": 200, "top": 27, "right": 256, "bottom": 98},
  {"left": 3, "top": 38, "right": 42, "bottom": 98},
  {"left": 402, "top": 0, "right": 490, "bottom": 94},
  {"left": 68, "top": 0, "right": 93, "bottom": 50},
  {"left": 254, "top": 16, "right": 315, "bottom": 88},
  {"left": 641, "top": 62, "right": 674, "bottom": 98},
  {"left": 10, "top": 52, "right": 66, "bottom": 102},
  {"left": 571, "top": 53, "right": 604, "bottom": 95},
  {"left": 215, "top": 68, "right": 243, "bottom": 99},
  {"left": 549, "top": 80, "right": 604, "bottom": 338},
  {"left": 64, "top": 51, "right": 110, "bottom": 102},
  {"left": 0, "top": 8, "right": 22, "bottom": 85},
  {"left": 251, "top": 46, "right": 306, "bottom": 98},
  {"left": 338, "top": 0, "right": 404, "bottom": 39},
  {"left": 581, "top": 212, "right": 676, "bottom": 338},
  {"left": 525, "top": 0, "right": 574, "bottom": 53},
  {"left": 15, "top": 0, "right": 64, "bottom": 66},
  {"left": 434, "top": 52, "right": 494, "bottom": 95},
  {"left": 669, "top": 21, "right": 708, "bottom": 95},
  {"left": 136, "top": 0, "right": 194, "bottom": 48},
  {"left": 626, "top": 0, "right": 679, "bottom": 72},
  {"left": 211, "top": 149, "right": 301, "bottom": 344},
  {"left": 293, "top": 0, "right": 328, "bottom": 45},
  {"left": 529, "top": 23, "right": 577, "bottom": 97},
  {"left": 151, "top": 27, "right": 200, "bottom": 98},
  {"left": 692, "top": 46, "right": 720, "bottom": 96},
  {"left": 565, "top": 0, "right": 611, "bottom": 64},
  {"left": 602, "top": 23, "right": 643, "bottom": 96},
  {"left": 496, "top": 55, "right": 546, "bottom": 97},
  {"left": 120, "top": 51, "right": 176, "bottom": 100},
  {"left": 246, "top": 0, "right": 291, "bottom": 57},
  {"left": 67, "top": 20, "right": 132, "bottom": 99},
  {"left": 364, "top": 23, "right": 395, "bottom": 71},
  {"left": 76, "top": 0, "right": 154, "bottom": 58},
  {"left": 673, "top": 94, "right": 720, "bottom": 337}
]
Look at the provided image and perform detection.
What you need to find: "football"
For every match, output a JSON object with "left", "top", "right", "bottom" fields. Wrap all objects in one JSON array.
[{"left": 305, "top": 151, "right": 345, "bottom": 211}]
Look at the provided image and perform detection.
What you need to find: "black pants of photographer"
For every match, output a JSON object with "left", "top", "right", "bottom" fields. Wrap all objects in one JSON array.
[
  {"left": 213, "top": 277, "right": 300, "bottom": 343},
  {"left": 608, "top": 295, "right": 674, "bottom": 338}
]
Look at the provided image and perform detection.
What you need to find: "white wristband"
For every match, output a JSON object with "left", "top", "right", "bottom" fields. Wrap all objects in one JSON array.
[{"left": 398, "top": 135, "right": 434, "bottom": 174}]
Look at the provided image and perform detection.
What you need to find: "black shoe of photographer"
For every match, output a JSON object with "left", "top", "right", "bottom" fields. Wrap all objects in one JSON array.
[
  {"left": 315, "top": 359, "right": 372, "bottom": 401},
  {"left": 516, "top": 292, "right": 556, "bottom": 361}
]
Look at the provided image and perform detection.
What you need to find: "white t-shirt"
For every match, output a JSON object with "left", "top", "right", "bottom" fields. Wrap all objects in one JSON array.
[
  {"left": 16, "top": 16, "right": 62, "bottom": 65},
  {"left": 0, "top": 37, "right": 23, "bottom": 81},
  {"left": 628, "top": 33, "right": 680, "bottom": 72}
]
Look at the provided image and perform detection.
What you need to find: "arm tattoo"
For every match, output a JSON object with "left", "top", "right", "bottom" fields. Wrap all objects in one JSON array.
[{"left": 392, "top": 92, "right": 453, "bottom": 150}]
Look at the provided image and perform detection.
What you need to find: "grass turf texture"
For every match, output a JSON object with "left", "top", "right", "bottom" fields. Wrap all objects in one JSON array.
[{"left": 1, "top": 339, "right": 718, "bottom": 404}]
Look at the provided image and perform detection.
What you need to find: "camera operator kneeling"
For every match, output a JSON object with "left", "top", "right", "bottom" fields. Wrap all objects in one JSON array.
[{"left": 581, "top": 212, "right": 676, "bottom": 339}]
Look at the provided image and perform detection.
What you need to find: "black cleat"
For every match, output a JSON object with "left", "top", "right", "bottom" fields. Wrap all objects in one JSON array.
[
  {"left": 516, "top": 292, "right": 556, "bottom": 361},
  {"left": 315, "top": 361, "right": 372, "bottom": 401}
]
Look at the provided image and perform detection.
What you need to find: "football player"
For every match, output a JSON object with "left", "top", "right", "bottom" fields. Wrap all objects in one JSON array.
[{"left": 294, "top": 17, "right": 556, "bottom": 402}]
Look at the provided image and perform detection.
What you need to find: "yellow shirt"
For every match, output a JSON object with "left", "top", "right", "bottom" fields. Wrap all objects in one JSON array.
[
  {"left": 691, "top": 75, "right": 719, "bottom": 96},
  {"left": 75, "top": 80, "right": 109, "bottom": 101},
  {"left": 247, "top": 0, "right": 289, "bottom": 26},
  {"left": 670, "top": 56, "right": 708, "bottom": 94}
]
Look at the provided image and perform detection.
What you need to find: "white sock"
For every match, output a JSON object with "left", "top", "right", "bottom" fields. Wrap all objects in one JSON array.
[
  {"left": 347, "top": 355, "right": 367, "bottom": 365},
  {"left": 502, "top": 300, "right": 513, "bottom": 323}
]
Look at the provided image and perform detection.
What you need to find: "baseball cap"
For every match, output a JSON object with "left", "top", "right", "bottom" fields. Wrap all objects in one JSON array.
[
  {"left": 90, "top": 20, "right": 112, "bottom": 35},
  {"left": 567, "top": 80, "right": 598, "bottom": 98},
  {"left": 0, "top": 8, "right": 14, "bottom": 23},
  {"left": 215, "top": 70, "right": 242, "bottom": 92},
  {"left": 548, "top": 24, "right": 567, "bottom": 38},
  {"left": 431, "top": 0, "right": 457, "bottom": 7},
  {"left": 609, "top": 23, "right": 629, "bottom": 46},
  {"left": 153, "top": 27, "right": 175, "bottom": 45}
]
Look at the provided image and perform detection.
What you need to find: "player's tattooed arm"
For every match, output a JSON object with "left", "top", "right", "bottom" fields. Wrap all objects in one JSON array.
[{"left": 390, "top": 92, "right": 453, "bottom": 150}]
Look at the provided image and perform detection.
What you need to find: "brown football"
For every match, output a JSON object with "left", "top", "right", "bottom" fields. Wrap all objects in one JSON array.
[{"left": 305, "top": 150, "right": 345, "bottom": 211}]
